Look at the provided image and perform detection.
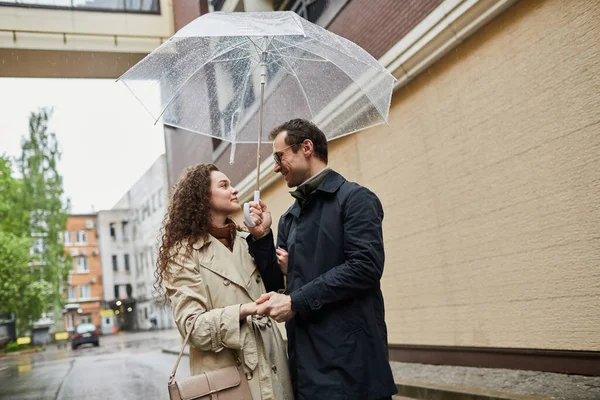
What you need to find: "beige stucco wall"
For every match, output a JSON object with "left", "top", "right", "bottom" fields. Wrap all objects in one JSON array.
[{"left": 236, "top": 0, "right": 600, "bottom": 351}]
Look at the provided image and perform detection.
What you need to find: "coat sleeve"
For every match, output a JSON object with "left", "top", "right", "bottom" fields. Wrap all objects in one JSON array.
[
  {"left": 290, "top": 186, "right": 385, "bottom": 317},
  {"left": 165, "top": 248, "right": 243, "bottom": 352},
  {"left": 246, "top": 230, "right": 285, "bottom": 292}
]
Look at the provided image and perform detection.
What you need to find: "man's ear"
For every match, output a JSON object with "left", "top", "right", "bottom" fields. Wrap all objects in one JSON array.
[{"left": 302, "top": 139, "right": 314, "bottom": 157}]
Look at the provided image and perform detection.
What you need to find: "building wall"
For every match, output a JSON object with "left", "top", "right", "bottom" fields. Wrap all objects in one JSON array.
[
  {"left": 241, "top": 0, "right": 600, "bottom": 351},
  {"left": 125, "top": 154, "right": 174, "bottom": 329},
  {"left": 63, "top": 215, "right": 103, "bottom": 330},
  {"left": 327, "top": 0, "right": 442, "bottom": 59},
  {"left": 97, "top": 209, "right": 134, "bottom": 303}
]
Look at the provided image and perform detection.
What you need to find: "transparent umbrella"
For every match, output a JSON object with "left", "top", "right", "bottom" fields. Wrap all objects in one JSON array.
[{"left": 118, "top": 11, "right": 395, "bottom": 225}]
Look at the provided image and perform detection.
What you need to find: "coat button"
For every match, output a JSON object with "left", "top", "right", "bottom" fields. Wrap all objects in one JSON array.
[
  {"left": 267, "top": 320, "right": 272, "bottom": 328},
  {"left": 272, "top": 365, "right": 277, "bottom": 373},
  {"left": 223, "top": 279, "right": 230, "bottom": 286},
  {"left": 255, "top": 276, "right": 261, "bottom": 283},
  {"left": 246, "top": 371, "right": 253, "bottom": 380},
  {"left": 312, "top": 299, "right": 320, "bottom": 308}
]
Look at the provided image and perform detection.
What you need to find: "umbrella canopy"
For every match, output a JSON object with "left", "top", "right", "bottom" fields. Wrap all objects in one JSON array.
[{"left": 118, "top": 11, "right": 395, "bottom": 146}]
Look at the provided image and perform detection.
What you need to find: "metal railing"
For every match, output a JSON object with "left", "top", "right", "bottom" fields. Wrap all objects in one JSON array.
[{"left": 0, "top": 0, "right": 160, "bottom": 14}]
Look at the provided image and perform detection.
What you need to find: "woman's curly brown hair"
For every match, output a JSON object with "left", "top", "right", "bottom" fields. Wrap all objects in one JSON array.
[{"left": 155, "top": 163, "right": 218, "bottom": 304}]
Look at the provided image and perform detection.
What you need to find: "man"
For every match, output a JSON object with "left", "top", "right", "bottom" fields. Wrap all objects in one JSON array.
[{"left": 246, "top": 119, "right": 397, "bottom": 400}]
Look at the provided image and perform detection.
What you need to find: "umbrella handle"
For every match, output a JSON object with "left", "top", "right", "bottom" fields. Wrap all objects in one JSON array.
[{"left": 243, "top": 191, "right": 261, "bottom": 228}]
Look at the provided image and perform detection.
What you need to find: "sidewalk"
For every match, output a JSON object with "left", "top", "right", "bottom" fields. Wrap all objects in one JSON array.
[
  {"left": 391, "top": 362, "right": 600, "bottom": 400},
  {"left": 161, "top": 346, "right": 600, "bottom": 400}
]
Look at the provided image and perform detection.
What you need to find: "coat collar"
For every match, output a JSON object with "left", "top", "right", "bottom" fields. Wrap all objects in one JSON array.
[
  {"left": 191, "top": 231, "right": 255, "bottom": 292},
  {"left": 288, "top": 170, "right": 345, "bottom": 218}
]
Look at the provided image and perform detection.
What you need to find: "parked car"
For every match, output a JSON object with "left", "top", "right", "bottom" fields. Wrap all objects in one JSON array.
[{"left": 71, "top": 323, "right": 100, "bottom": 350}]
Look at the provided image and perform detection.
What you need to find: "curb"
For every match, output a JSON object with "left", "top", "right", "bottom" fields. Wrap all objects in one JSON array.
[
  {"left": 0, "top": 347, "right": 44, "bottom": 358},
  {"left": 395, "top": 380, "right": 551, "bottom": 400}
]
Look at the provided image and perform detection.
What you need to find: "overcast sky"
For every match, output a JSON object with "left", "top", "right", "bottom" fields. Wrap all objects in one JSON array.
[{"left": 0, "top": 78, "right": 165, "bottom": 214}]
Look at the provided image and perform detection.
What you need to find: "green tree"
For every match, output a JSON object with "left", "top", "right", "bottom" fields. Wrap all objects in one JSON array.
[
  {"left": 17, "top": 108, "right": 70, "bottom": 332},
  {"left": 0, "top": 156, "right": 52, "bottom": 336}
]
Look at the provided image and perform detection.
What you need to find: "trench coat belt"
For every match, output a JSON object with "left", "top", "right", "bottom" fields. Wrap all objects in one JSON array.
[{"left": 241, "top": 315, "right": 270, "bottom": 371}]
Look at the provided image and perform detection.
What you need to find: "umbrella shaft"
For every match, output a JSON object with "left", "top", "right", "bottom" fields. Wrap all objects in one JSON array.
[
  {"left": 256, "top": 48, "right": 268, "bottom": 192},
  {"left": 256, "top": 80, "right": 264, "bottom": 191}
]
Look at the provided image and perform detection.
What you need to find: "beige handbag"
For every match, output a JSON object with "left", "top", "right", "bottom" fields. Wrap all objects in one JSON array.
[{"left": 168, "top": 313, "right": 253, "bottom": 400}]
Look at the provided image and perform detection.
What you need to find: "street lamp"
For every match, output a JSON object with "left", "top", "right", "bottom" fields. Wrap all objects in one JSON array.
[
  {"left": 116, "top": 300, "right": 122, "bottom": 306},
  {"left": 127, "top": 307, "right": 132, "bottom": 312}
]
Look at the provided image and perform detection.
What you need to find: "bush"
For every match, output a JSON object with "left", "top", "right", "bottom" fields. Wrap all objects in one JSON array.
[{"left": 2, "top": 341, "right": 36, "bottom": 353}]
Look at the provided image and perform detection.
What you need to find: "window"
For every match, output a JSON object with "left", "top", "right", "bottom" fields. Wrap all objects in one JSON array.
[
  {"left": 77, "top": 256, "right": 88, "bottom": 272},
  {"left": 66, "top": 314, "right": 74, "bottom": 329},
  {"left": 114, "top": 285, "right": 120, "bottom": 299},
  {"left": 32, "top": 238, "right": 45, "bottom": 254},
  {"left": 79, "top": 315, "right": 92, "bottom": 325},
  {"left": 124, "top": 254, "right": 130, "bottom": 271},
  {"left": 121, "top": 221, "right": 128, "bottom": 241},
  {"left": 76, "top": 230, "right": 87, "bottom": 245},
  {"left": 109, "top": 223, "right": 116, "bottom": 241},
  {"left": 144, "top": 308, "right": 148, "bottom": 319},
  {"left": 126, "top": 284, "right": 133, "bottom": 298},
  {"left": 79, "top": 284, "right": 91, "bottom": 299},
  {"left": 68, "top": 286, "right": 76, "bottom": 300},
  {"left": 112, "top": 255, "right": 118, "bottom": 271},
  {"left": 63, "top": 231, "right": 72, "bottom": 245}
]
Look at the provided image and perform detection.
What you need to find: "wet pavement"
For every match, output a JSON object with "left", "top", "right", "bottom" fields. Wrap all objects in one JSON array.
[{"left": 0, "top": 329, "right": 186, "bottom": 400}]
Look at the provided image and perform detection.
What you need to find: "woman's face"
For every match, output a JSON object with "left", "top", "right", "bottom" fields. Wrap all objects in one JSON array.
[{"left": 209, "top": 170, "right": 240, "bottom": 216}]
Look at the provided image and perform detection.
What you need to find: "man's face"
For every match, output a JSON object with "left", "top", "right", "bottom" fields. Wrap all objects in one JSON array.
[{"left": 272, "top": 131, "right": 309, "bottom": 188}]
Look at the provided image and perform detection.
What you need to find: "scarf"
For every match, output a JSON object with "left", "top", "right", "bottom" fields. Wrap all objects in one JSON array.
[{"left": 208, "top": 219, "right": 237, "bottom": 251}]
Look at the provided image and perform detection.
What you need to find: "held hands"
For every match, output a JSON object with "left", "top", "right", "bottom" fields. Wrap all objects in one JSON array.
[
  {"left": 255, "top": 292, "right": 296, "bottom": 323},
  {"left": 244, "top": 200, "right": 272, "bottom": 239}
]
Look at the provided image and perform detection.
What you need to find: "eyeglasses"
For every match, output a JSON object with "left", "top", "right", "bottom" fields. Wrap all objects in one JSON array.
[{"left": 273, "top": 143, "right": 298, "bottom": 165}]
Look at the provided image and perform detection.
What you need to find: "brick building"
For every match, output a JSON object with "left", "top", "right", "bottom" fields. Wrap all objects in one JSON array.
[{"left": 62, "top": 214, "right": 103, "bottom": 332}]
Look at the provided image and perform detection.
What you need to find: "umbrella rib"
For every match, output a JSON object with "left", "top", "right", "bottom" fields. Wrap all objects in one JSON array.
[
  {"left": 271, "top": 45, "right": 315, "bottom": 120},
  {"left": 153, "top": 39, "right": 252, "bottom": 123},
  {"left": 275, "top": 38, "right": 389, "bottom": 122}
]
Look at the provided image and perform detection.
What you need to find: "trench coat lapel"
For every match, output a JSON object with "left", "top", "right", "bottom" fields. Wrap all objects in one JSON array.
[{"left": 191, "top": 233, "right": 257, "bottom": 297}]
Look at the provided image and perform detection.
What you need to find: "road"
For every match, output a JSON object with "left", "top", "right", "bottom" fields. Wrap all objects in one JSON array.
[{"left": 0, "top": 329, "right": 186, "bottom": 400}]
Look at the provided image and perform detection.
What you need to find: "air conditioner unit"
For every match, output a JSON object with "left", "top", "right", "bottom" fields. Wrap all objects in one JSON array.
[
  {"left": 80, "top": 249, "right": 86, "bottom": 256},
  {"left": 92, "top": 249, "right": 99, "bottom": 256},
  {"left": 85, "top": 220, "right": 95, "bottom": 230},
  {"left": 70, "top": 249, "right": 79, "bottom": 256},
  {"left": 90, "top": 277, "right": 96, "bottom": 284}
]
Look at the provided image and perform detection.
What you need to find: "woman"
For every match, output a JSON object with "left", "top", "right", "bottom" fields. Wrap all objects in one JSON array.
[{"left": 156, "top": 164, "right": 293, "bottom": 400}]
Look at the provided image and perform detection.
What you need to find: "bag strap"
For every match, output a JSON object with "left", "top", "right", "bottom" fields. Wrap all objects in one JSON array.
[{"left": 168, "top": 313, "right": 202, "bottom": 385}]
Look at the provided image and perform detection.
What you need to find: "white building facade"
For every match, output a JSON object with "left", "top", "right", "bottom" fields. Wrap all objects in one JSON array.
[
  {"left": 120, "top": 154, "right": 173, "bottom": 330},
  {"left": 97, "top": 208, "right": 135, "bottom": 332}
]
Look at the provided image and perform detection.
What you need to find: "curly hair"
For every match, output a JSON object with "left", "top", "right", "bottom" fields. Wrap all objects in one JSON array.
[{"left": 155, "top": 163, "right": 218, "bottom": 304}]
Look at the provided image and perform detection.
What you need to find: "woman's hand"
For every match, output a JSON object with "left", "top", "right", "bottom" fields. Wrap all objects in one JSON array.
[
  {"left": 276, "top": 247, "right": 288, "bottom": 275},
  {"left": 239, "top": 302, "right": 258, "bottom": 320},
  {"left": 245, "top": 200, "right": 272, "bottom": 239}
]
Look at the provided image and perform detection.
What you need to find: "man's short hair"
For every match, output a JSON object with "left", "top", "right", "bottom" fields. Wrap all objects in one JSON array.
[{"left": 269, "top": 119, "right": 328, "bottom": 164}]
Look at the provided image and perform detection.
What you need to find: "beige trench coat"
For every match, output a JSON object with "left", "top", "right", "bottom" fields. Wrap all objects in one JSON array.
[{"left": 165, "top": 231, "right": 293, "bottom": 400}]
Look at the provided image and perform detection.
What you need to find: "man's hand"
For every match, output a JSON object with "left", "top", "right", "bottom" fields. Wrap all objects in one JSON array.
[
  {"left": 244, "top": 200, "right": 272, "bottom": 239},
  {"left": 255, "top": 292, "right": 296, "bottom": 323},
  {"left": 276, "top": 247, "right": 288, "bottom": 275}
]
